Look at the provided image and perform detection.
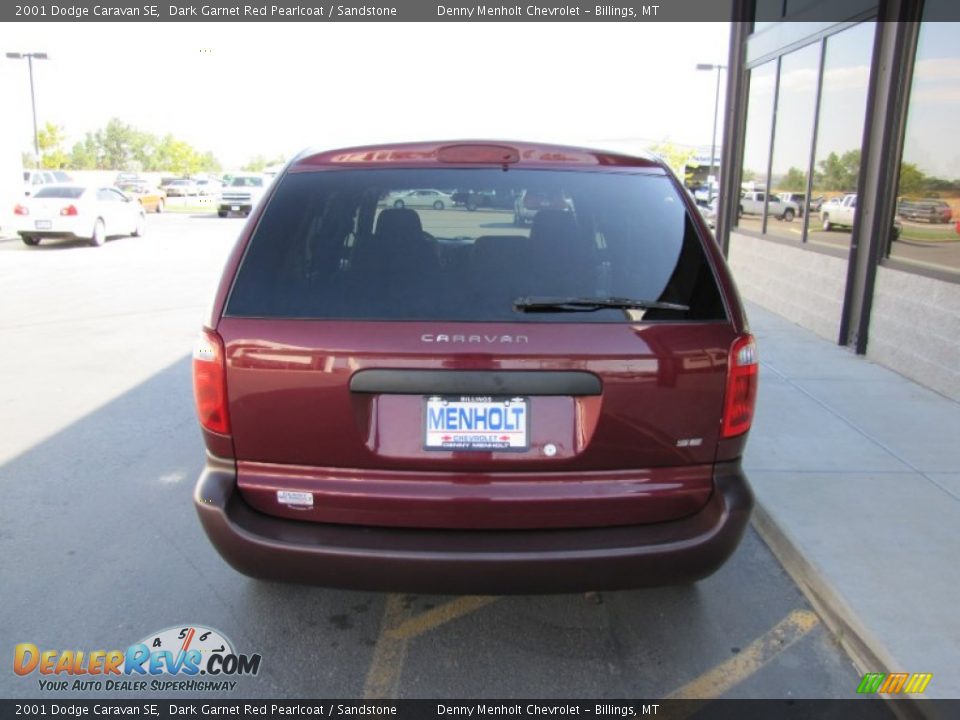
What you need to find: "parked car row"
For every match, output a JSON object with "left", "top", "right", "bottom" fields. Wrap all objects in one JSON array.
[
  {"left": 160, "top": 177, "right": 224, "bottom": 197},
  {"left": 116, "top": 182, "right": 166, "bottom": 213}
]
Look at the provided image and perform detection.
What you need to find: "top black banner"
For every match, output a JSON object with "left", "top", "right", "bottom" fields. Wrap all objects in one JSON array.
[{"left": 4, "top": 0, "right": 960, "bottom": 23}]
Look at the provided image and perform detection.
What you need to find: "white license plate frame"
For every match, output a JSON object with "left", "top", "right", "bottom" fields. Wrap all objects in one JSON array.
[{"left": 424, "top": 395, "right": 529, "bottom": 451}]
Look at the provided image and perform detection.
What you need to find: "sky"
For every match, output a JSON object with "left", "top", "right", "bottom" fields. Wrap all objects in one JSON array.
[{"left": 2, "top": 21, "right": 732, "bottom": 169}]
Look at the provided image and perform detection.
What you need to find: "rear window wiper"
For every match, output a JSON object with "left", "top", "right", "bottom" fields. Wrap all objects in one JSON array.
[{"left": 513, "top": 296, "right": 690, "bottom": 313}]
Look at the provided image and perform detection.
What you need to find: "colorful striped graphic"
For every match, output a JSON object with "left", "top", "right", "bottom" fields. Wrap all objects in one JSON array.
[{"left": 857, "top": 672, "right": 932, "bottom": 694}]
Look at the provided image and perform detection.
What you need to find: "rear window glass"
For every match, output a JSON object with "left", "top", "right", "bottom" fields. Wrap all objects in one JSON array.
[
  {"left": 226, "top": 169, "right": 726, "bottom": 323},
  {"left": 33, "top": 186, "right": 85, "bottom": 199}
]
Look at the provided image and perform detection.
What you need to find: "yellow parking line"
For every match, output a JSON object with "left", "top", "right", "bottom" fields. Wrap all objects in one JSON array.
[
  {"left": 363, "top": 595, "right": 500, "bottom": 698},
  {"left": 667, "top": 609, "right": 820, "bottom": 700},
  {"left": 388, "top": 596, "right": 499, "bottom": 641},
  {"left": 363, "top": 594, "right": 415, "bottom": 699}
]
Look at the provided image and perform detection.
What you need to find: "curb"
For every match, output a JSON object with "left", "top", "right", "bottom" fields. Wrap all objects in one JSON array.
[{"left": 750, "top": 502, "right": 935, "bottom": 720}]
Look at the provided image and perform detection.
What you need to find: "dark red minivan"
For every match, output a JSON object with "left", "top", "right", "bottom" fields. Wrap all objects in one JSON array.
[{"left": 192, "top": 141, "right": 757, "bottom": 593}]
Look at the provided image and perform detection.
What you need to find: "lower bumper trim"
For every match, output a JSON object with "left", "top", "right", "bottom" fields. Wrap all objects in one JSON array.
[{"left": 194, "top": 458, "right": 753, "bottom": 594}]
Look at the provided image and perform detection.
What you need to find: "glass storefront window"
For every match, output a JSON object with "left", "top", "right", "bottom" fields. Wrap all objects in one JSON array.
[
  {"left": 737, "top": 60, "right": 777, "bottom": 233},
  {"left": 889, "top": 3, "right": 960, "bottom": 276},
  {"left": 808, "top": 22, "right": 875, "bottom": 249},
  {"left": 754, "top": 0, "right": 784, "bottom": 24},
  {"left": 766, "top": 43, "right": 820, "bottom": 242}
]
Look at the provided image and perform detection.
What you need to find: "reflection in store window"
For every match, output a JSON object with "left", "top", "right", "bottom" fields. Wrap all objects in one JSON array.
[
  {"left": 766, "top": 42, "right": 820, "bottom": 242},
  {"left": 808, "top": 22, "right": 875, "bottom": 249},
  {"left": 890, "top": 5, "right": 960, "bottom": 276},
  {"left": 737, "top": 60, "right": 777, "bottom": 234}
]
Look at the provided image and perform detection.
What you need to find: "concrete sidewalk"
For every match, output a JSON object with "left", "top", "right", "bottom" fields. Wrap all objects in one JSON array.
[{"left": 743, "top": 302, "right": 960, "bottom": 704}]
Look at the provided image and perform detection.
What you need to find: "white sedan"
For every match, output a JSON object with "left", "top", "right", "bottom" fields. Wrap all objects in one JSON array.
[
  {"left": 14, "top": 185, "right": 146, "bottom": 248},
  {"left": 384, "top": 189, "right": 454, "bottom": 210}
]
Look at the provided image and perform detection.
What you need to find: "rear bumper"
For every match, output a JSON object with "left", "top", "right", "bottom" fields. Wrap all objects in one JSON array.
[
  {"left": 19, "top": 230, "right": 84, "bottom": 240},
  {"left": 16, "top": 217, "right": 89, "bottom": 238},
  {"left": 194, "top": 457, "right": 753, "bottom": 594}
]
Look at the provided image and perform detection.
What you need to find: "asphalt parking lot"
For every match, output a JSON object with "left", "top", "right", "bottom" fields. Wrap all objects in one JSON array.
[{"left": 0, "top": 212, "right": 878, "bottom": 701}]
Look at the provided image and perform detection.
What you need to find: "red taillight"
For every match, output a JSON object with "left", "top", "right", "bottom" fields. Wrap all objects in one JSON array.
[
  {"left": 60, "top": 205, "right": 78, "bottom": 216},
  {"left": 14, "top": 204, "right": 29, "bottom": 216},
  {"left": 721, "top": 334, "right": 758, "bottom": 438},
  {"left": 192, "top": 329, "right": 230, "bottom": 435}
]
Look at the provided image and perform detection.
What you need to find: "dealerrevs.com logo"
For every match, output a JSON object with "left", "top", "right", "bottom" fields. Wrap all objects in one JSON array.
[{"left": 14, "top": 625, "right": 262, "bottom": 692}]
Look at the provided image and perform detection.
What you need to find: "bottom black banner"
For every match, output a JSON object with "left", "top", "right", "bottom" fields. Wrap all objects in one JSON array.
[{"left": 2, "top": 700, "right": 956, "bottom": 720}]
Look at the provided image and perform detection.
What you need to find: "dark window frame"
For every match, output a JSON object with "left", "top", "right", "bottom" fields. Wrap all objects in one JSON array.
[{"left": 877, "top": 4, "right": 960, "bottom": 286}]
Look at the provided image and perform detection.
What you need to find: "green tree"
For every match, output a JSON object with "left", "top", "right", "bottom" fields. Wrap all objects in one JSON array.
[
  {"left": 151, "top": 135, "right": 205, "bottom": 176},
  {"left": 69, "top": 132, "right": 100, "bottom": 169},
  {"left": 98, "top": 118, "right": 141, "bottom": 170},
  {"left": 778, "top": 167, "right": 807, "bottom": 192},
  {"left": 56, "top": 119, "right": 221, "bottom": 172},
  {"left": 242, "top": 154, "right": 285, "bottom": 172},
  {"left": 199, "top": 151, "right": 222, "bottom": 173},
  {"left": 815, "top": 149, "right": 861, "bottom": 192},
  {"left": 897, "top": 162, "right": 928, "bottom": 197},
  {"left": 38, "top": 122, "right": 70, "bottom": 169},
  {"left": 647, "top": 142, "right": 695, "bottom": 178}
]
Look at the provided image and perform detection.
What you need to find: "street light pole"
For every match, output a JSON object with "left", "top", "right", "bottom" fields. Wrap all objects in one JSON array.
[
  {"left": 696, "top": 62, "right": 726, "bottom": 203},
  {"left": 6, "top": 52, "right": 49, "bottom": 169}
]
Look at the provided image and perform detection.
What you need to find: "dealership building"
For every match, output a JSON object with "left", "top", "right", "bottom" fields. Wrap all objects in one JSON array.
[{"left": 716, "top": 0, "right": 960, "bottom": 400}]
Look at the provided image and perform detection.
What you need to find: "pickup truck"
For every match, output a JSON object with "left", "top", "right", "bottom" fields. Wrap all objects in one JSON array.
[
  {"left": 217, "top": 174, "right": 268, "bottom": 217},
  {"left": 820, "top": 194, "right": 857, "bottom": 231},
  {"left": 897, "top": 199, "right": 953, "bottom": 224},
  {"left": 739, "top": 191, "right": 799, "bottom": 221}
]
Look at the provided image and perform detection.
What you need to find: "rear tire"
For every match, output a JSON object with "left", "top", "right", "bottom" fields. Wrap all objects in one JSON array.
[
  {"left": 433, "top": 200, "right": 445, "bottom": 210},
  {"left": 217, "top": 209, "right": 228, "bottom": 218},
  {"left": 90, "top": 219, "right": 106, "bottom": 247},
  {"left": 20, "top": 233, "right": 40, "bottom": 247},
  {"left": 783, "top": 208, "right": 795, "bottom": 222},
  {"left": 822, "top": 215, "right": 832, "bottom": 232},
  {"left": 156, "top": 199, "right": 164, "bottom": 214}
]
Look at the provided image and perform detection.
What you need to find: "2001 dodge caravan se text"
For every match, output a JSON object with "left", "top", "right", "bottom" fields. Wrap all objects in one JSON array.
[{"left": 191, "top": 141, "right": 757, "bottom": 593}]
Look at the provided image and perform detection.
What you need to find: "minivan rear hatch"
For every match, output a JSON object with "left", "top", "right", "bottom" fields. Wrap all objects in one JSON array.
[{"left": 218, "top": 165, "right": 737, "bottom": 528}]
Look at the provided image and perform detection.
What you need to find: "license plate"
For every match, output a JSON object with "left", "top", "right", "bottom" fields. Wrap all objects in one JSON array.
[
  {"left": 35, "top": 220, "right": 52, "bottom": 230},
  {"left": 424, "top": 396, "right": 528, "bottom": 451},
  {"left": 231, "top": 205, "right": 240, "bottom": 211}
]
